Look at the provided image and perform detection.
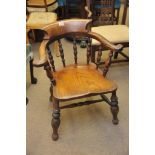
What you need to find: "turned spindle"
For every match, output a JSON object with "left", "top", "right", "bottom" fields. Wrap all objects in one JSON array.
[
  {"left": 73, "top": 39, "right": 78, "bottom": 64},
  {"left": 58, "top": 40, "right": 66, "bottom": 67}
]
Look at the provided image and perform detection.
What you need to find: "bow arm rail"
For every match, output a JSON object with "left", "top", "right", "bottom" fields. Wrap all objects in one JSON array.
[{"left": 33, "top": 40, "right": 49, "bottom": 67}]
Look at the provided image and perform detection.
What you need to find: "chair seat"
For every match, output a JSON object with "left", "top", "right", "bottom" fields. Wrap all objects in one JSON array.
[
  {"left": 26, "top": 12, "right": 57, "bottom": 29},
  {"left": 52, "top": 64, "right": 117, "bottom": 100},
  {"left": 92, "top": 25, "right": 129, "bottom": 45},
  {"left": 27, "top": 2, "right": 58, "bottom": 12}
]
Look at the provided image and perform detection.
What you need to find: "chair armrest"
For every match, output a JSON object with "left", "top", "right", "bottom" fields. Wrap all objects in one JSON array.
[
  {"left": 33, "top": 40, "right": 48, "bottom": 67},
  {"left": 84, "top": 6, "right": 92, "bottom": 19}
]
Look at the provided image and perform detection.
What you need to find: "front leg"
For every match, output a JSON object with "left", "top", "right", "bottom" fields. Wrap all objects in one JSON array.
[
  {"left": 110, "top": 91, "right": 119, "bottom": 125},
  {"left": 51, "top": 97, "right": 60, "bottom": 141}
]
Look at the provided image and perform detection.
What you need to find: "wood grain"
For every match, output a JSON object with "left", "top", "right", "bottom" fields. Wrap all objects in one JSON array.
[{"left": 53, "top": 64, "right": 117, "bottom": 100}]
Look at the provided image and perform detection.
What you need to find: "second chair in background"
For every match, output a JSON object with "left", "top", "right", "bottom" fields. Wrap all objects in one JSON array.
[{"left": 85, "top": 0, "right": 129, "bottom": 63}]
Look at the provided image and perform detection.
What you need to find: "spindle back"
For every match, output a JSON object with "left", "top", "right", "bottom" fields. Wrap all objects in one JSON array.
[{"left": 41, "top": 19, "right": 122, "bottom": 73}]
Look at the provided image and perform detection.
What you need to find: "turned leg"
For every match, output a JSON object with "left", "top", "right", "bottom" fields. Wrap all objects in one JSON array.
[
  {"left": 110, "top": 91, "right": 119, "bottom": 125},
  {"left": 29, "top": 59, "right": 37, "bottom": 84},
  {"left": 51, "top": 98, "right": 60, "bottom": 141}
]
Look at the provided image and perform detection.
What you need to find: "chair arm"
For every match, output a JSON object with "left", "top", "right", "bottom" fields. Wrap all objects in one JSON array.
[
  {"left": 33, "top": 40, "right": 48, "bottom": 67},
  {"left": 84, "top": 6, "right": 92, "bottom": 19}
]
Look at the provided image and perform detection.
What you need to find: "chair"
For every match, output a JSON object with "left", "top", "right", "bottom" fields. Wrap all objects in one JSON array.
[
  {"left": 85, "top": 0, "right": 129, "bottom": 64},
  {"left": 34, "top": 19, "right": 123, "bottom": 140},
  {"left": 26, "top": 0, "right": 60, "bottom": 56}
]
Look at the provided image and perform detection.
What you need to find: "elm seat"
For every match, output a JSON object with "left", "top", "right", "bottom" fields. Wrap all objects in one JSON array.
[
  {"left": 53, "top": 64, "right": 117, "bottom": 100},
  {"left": 92, "top": 25, "right": 129, "bottom": 45},
  {"left": 26, "top": 12, "right": 57, "bottom": 29}
]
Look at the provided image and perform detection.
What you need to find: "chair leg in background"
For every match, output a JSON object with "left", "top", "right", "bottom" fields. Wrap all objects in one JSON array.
[
  {"left": 110, "top": 91, "right": 119, "bottom": 125},
  {"left": 114, "top": 51, "right": 119, "bottom": 59},
  {"left": 51, "top": 98, "right": 60, "bottom": 141},
  {"left": 29, "top": 59, "right": 37, "bottom": 84},
  {"left": 49, "top": 85, "right": 53, "bottom": 102}
]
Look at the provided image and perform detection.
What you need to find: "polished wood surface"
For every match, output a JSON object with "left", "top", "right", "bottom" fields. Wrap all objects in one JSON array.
[
  {"left": 53, "top": 64, "right": 117, "bottom": 100},
  {"left": 33, "top": 40, "right": 48, "bottom": 67}
]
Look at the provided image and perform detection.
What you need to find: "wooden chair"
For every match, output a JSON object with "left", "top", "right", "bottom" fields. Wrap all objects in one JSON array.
[
  {"left": 85, "top": 0, "right": 129, "bottom": 64},
  {"left": 34, "top": 19, "right": 123, "bottom": 140}
]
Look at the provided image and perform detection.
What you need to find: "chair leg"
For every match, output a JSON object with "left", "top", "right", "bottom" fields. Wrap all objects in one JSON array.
[
  {"left": 51, "top": 98, "right": 60, "bottom": 141},
  {"left": 110, "top": 91, "right": 119, "bottom": 125},
  {"left": 114, "top": 46, "right": 123, "bottom": 59},
  {"left": 114, "top": 51, "right": 119, "bottom": 59},
  {"left": 29, "top": 59, "right": 37, "bottom": 84}
]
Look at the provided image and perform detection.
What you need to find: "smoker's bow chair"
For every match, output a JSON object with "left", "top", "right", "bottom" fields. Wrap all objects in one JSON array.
[
  {"left": 34, "top": 19, "right": 123, "bottom": 140},
  {"left": 85, "top": 0, "right": 129, "bottom": 63}
]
